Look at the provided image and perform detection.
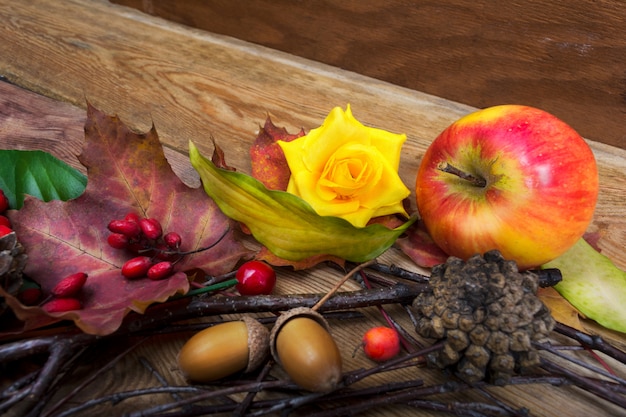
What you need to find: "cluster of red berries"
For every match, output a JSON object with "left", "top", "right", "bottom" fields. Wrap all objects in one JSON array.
[
  {"left": 0, "top": 189, "right": 13, "bottom": 238},
  {"left": 107, "top": 212, "right": 183, "bottom": 281},
  {"left": 4, "top": 193, "right": 277, "bottom": 311}
]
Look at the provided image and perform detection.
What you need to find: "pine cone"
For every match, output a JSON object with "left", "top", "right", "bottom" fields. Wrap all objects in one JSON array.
[
  {"left": 412, "top": 250, "right": 554, "bottom": 385},
  {"left": 0, "top": 232, "right": 28, "bottom": 315}
]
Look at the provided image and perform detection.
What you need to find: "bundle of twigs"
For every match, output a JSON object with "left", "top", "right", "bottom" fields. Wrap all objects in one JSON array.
[{"left": 1, "top": 262, "right": 625, "bottom": 417}]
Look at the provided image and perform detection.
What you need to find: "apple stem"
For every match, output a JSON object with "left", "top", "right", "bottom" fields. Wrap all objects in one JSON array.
[{"left": 437, "top": 162, "right": 487, "bottom": 187}]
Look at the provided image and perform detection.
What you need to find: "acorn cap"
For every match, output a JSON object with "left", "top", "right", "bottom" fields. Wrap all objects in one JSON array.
[
  {"left": 269, "top": 307, "right": 330, "bottom": 364},
  {"left": 241, "top": 316, "right": 270, "bottom": 373}
]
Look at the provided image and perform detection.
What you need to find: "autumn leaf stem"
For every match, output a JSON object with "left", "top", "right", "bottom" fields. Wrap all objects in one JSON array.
[
  {"left": 179, "top": 278, "right": 238, "bottom": 298},
  {"left": 151, "top": 225, "right": 232, "bottom": 261}
]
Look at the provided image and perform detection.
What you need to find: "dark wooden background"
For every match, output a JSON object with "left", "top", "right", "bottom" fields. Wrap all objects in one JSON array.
[{"left": 112, "top": 0, "right": 626, "bottom": 149}]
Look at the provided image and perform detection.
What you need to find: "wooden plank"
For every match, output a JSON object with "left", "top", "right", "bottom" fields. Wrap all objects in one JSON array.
[
  {"left": 0, "top": 81, "right": 199, "bottom": 187},
  {"left": 0, "top": 1, "right": 625, "bottom": 416},
  {"left": 0, "top": 81, "right": 85, "bottom": 174},
  {"left": 112, "top": 0, "right": 626, "bottom": 149}
]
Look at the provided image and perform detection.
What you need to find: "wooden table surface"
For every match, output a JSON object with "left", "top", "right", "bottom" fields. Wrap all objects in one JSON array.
[{"left": 1, "top": 1, "right": 626, "bottom": 416}]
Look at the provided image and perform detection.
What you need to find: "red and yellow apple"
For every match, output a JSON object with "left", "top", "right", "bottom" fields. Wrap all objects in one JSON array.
[{"left": 415, "top": 105, "right": 599, "bottom": 270}]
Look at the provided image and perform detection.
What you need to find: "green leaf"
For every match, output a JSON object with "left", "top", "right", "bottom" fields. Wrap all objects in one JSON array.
[
  {"left": 543, "top": 238, "right": 626, "bottom": 333},
  {"left": 189, "top": 141, "right": 415, "bottom": 262},
  {"left": 0, "top": 150, "right": 87, "bottom": 209}
]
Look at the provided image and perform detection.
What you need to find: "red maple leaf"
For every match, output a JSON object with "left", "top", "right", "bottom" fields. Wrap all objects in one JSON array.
[
  {"left": 250, "top": 116, "right": 304, "bottom": 191},
  {"left": 2, "top": 104, "right": 251, "bottom": 336},
  {"left": 395, "top": 220, "right": 449, "bottom": 268}
]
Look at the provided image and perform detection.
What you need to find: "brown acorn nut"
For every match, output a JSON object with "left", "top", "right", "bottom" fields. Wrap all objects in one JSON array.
[
  {"left": 177, "top": 316, "right": 269, "bottom": 382},
  {"left": 270, "top": 307, "right": 342, "bottom": 392}
]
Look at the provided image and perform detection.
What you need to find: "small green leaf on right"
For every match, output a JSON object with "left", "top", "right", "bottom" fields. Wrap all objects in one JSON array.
[{"left": 543, "top": 238, "right": 626, "bottom": 333}]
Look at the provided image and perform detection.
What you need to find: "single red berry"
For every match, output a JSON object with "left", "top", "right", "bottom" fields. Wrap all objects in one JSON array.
[
  {"left": 107, "top": 233, "right": 129, "bottom": 249},
  {"left": 108, "top": 219, "right": 141, "bottom": 238},
  {"left": 235, "top": 261, "right": 276, "bottom": 295},
  {"left": 124, "top": 212, "right": 141, "bottom": 224},
  {"left": 147, "top": 261, "right": 174, "bottom": 280},
  {"left": 42, "top": 298, "right": 82, "bottom": 313},
  {"left": 139, "top": 218, "right": 162, "bottom": 240},
  {"left": 0, "top": 215, "right": 10, "bottom": 228},
  {"left": 362, "top": 326, "right": 401, "bottom": 362},
  {"left": 52, "top": 272, "right": 88, "bottom": 298},
  {"left": 18, "top": 287, "right": 43, "bottom": 306},
  {"left": 121, "top": 256, "right": 153, "bottom": 279},
  {"left": 0, "top": 224, "right": 12, "bottom": 238},
  {"left": 0, "top": 189, "right": 9, "bottom": 212},
  {"left": 164, "top": 231, "right": 182, "bottom": 249}
]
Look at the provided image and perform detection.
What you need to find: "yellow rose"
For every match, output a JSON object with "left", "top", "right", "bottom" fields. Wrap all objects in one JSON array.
[{"left": 278, "top": 105, "right": 410, "bottom": 228}]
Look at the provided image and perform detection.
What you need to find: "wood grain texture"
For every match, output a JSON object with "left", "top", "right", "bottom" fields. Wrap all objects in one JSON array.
[
  {"left": 0, "top": 83, "right": 86, "bottom": 174},
  {"left": 112, "top": 0, "right": 626, "bottom": 149},
  {"left": 0, "top": 0, "right": 626, "bottom": 415}
]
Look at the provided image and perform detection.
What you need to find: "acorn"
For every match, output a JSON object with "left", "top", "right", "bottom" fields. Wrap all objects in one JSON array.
[
  {"left": 177, "top": 316, "right": 269, "bottom": 383},
  {"left": 270, "top": 307, "right": 342, "bottom": 392}
]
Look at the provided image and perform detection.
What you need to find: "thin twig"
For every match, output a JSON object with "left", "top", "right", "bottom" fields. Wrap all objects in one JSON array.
[
  {"left": 42, "top": 337, "right": 148, "bottom": 417},
  {"left": 52, "top": 386, "right": 211, "bottom": 417},
  {"left": 554, "top": 322, "right": 626, "bottom": 363},
  {"left": 535, "top": 341, "right": 626, "bottom": 385},
  {"left": 7, "top": 341, "right": 76, "bottom": 417},
  {"left": 124, "top": 380, "right": 289, "bottom": 417},
  {"left": 540, "top": 357, "right": 626, "bottom": 409},
  {"left": 364, "top": 262, "right": 430, "bottom": 283},
  {"left": 311, "top": 260, "right": 376, "bottom": 311},
  {"left": 231, "top": 360, "right": 275, "bottom": 416}
]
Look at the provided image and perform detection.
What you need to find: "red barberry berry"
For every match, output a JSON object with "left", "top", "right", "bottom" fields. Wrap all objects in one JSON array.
[
  {"left": 0, "top": 215, "right": 10, "bottom": 228},
  {"left": 124, "top": 212, "right": 141, "bottom": 224},
  {"left": 235, "top": 261, "right": 276, "bottom": 295},
  {"left": 121, "top": 256, "right": 153, "bottom": 279},
  {"left": 0, "top": 225, "right": 12, "bottom": 238},
  {"left": 0, "top": 189, "right": 8, "bottom": 212},
  {"left": 18, "top": 287, "right": 43, "bottom": 306},
  {"left": 108, "top": 219, "right": 141, "bottom": 238},
  {"left": 164, "top": 231, "right": 182, "bottom": 249},
  {"left": 42, "top": 298, "right": 82, "bottom": 313},
  {"left": 147, "top": 261, "right": 174, "bottom": 280},
  {"left": 362, "top": 326, "right": 401, "bottom": 362},
  {"left": 52, "top": 272, "right": 88, "bottom": 298},
  {"left": 139, "top": 218, "right": 162, "bottom": 240},
  {"left": 107, "top": 233, "right": 129, "bottom": 249}
]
